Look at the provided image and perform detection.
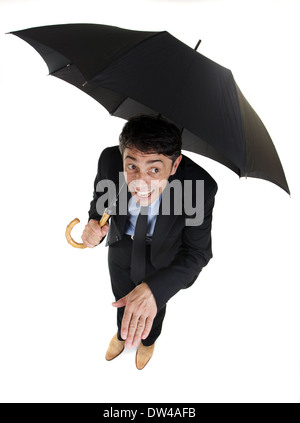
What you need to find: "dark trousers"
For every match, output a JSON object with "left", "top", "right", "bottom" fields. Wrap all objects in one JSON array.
[{"left": 108, "top": 235, "right": 166, "bottom": 346}]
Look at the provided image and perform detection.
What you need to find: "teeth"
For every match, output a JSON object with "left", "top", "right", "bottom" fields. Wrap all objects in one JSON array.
[{"left": 136, "top": 190, "right": 152, "bottom": 197}]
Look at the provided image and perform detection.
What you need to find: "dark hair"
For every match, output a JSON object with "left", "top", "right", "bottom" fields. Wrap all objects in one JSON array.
[{"left": 119, "top": 115, "right": 182, "bottom": 164}]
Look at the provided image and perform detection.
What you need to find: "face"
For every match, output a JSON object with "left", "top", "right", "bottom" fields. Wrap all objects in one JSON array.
[{"left": 123, "top": 147, "right": 182, "bottom": 207}]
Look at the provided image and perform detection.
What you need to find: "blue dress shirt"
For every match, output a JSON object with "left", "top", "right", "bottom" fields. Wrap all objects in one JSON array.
[{"left": 124, "top": 193, "right": 162, "bottom": 242}]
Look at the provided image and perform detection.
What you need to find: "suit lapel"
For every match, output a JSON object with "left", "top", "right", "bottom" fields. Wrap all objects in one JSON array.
[
  {"left": 114, "top": 178, "right": 131, "bottom": 236},
  {"left": 151, "top": 162, "right": 184, "bottom": 255}
]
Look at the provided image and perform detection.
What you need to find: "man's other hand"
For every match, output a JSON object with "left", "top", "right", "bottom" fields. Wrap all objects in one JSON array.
[
  {"left": 81, "top": 219, "right": 109, "bottom": 248},
  {"left": 112, "top": 283, "right": 158, "bottom": 348}
]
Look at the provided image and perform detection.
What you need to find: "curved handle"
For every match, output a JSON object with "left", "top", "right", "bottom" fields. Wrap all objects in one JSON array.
[{"left": 65, "top": 213, "right": 110, "bottom": 249}]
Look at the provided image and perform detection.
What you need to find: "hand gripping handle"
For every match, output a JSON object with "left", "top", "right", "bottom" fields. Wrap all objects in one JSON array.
[{"left": 65, "top": 212, "right": 110, "bottom": 249}]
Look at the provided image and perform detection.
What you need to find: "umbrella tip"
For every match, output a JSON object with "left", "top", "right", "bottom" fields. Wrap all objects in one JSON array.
[{"left": 194, "top": 40, "right": 202, "bottom": 51}]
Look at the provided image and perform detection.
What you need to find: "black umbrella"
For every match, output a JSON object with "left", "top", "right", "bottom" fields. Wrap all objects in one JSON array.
[
  {"left": 9, "top": 23, "right": 290, "bottom": 248},
  {"left": 10, "top": 23, "right": 289, "bottom": 195}
]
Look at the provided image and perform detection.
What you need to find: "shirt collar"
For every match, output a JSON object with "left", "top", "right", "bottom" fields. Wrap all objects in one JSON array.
[{"left": 128, "top": 193, "right": 162, "bottom": 216}]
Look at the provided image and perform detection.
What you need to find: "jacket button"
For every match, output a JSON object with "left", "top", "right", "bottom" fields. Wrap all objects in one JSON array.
[{"left": 116, "top": 235, "right": 120, "bottom": 241}]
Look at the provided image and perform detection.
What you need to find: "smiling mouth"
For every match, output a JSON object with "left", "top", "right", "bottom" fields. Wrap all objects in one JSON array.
[{"left": 134, "top": 189, "right": 154, "bottom": 198}]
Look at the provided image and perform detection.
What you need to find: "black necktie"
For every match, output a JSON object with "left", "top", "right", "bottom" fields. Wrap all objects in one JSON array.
[{"left": 130, "top": 206, "right": 148, "bottom": 283}]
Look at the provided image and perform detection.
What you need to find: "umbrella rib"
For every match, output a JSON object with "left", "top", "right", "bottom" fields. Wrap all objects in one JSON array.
[
  {"left": 110, "top": 96, "right": 129, "bottom": 115},
  {"left": 109, "top": 95, "right": 159, "bottom": 117},
  {"left": 88, "top": 31, "right": 166, "bottom": 83},
  {"left": 49, "top": 63, "right": 72, "bottom": 75}
]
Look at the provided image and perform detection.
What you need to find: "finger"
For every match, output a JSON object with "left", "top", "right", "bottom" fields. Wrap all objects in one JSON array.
[
  {"left": 125, "top": 312, "right": 141, "bottom": 348},
  {"left": 86, "top": 226, "right": 102, "bottom": 243},
  {"left": 89, "top": 220, "right": 103, "bottom": 236},
  {"left": 133, "top": 316, "right": 146, "bottom": 347},
  {"left": 81, "top": 235, "right": 95, "bottom": 248},
  {"left": 112, "top": 297, "right": 127, "bottom": 308},
  {"left": 121, "top": 307, "right": 133, "bottom": 342},
  {"left": 101, "top": 222, "right": 110, "bottom": 235},
  {"left": 141, "top": 317, "right": 154, "bottom": 341},
  {"left": 82, "top": 229, "right": 99, "bottom": 245}
]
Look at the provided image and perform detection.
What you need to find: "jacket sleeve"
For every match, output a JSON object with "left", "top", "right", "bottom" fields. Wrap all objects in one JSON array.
[
  {"left": 144, "top": 182, "right": 218, "bottom": 311},
  {"left": 87, "top": 149, "right": 109, "bottom": 245}
]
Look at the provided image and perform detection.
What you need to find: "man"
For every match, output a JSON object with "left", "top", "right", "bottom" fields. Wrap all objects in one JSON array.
[{"left": 81, "top": 115, "right": 218, "bottom": 370}]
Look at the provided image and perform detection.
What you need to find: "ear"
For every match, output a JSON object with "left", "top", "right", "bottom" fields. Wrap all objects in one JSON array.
[{"left": 170, "top": 155, "right": 182, "bottom": 175}]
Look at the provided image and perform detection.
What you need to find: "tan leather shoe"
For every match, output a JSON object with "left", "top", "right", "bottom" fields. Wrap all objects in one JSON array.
[
  {"left": 105, "top": 333, "right": 125, "bottom": 361},
  {"left": 136, "top": 342, "right": 155, "bottom": 370}
]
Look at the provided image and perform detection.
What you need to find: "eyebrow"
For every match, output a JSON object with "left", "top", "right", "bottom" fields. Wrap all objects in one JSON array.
[{"left": 125, "top": 155, "right": 163, "bottom": 164}]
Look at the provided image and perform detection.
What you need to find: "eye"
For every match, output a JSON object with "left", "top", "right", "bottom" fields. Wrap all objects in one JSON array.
[
  {"left": 128, "top": 164, "right": 136, "bottom": 170},
  {"left": 151, "top": 168, "right": 159, "bottom": 174}
]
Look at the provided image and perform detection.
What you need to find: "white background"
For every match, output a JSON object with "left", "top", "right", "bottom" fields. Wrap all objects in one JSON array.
[{"left": 0, "top": 0, "right": 299, "bottom": 403}]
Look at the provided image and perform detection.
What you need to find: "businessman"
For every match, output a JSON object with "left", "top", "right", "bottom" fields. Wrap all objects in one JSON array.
[{"left": 81, "top": 115, "right": 218, "bottom": 370}]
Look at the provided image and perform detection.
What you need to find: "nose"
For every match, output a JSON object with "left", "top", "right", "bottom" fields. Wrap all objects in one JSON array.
[
  {"left": 135, "top": 182, "right": 151, "bottom": 192},
  {"left": 134, "top": 170, "right": 151, "bottom": 188}
]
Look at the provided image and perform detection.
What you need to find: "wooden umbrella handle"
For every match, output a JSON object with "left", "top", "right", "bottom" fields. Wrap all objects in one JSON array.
[{"left": 65, "top": 213, "right": 110, "bottom": 249}]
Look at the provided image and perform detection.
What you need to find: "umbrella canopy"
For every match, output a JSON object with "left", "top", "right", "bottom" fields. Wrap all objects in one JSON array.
[{"left": 10, "top": 23, "right": 290, "bottom": 194}]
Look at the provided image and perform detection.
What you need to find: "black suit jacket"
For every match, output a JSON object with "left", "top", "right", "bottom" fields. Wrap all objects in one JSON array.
[{"left": 88, "top": 146, "right": 218, "bottom": 311}]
